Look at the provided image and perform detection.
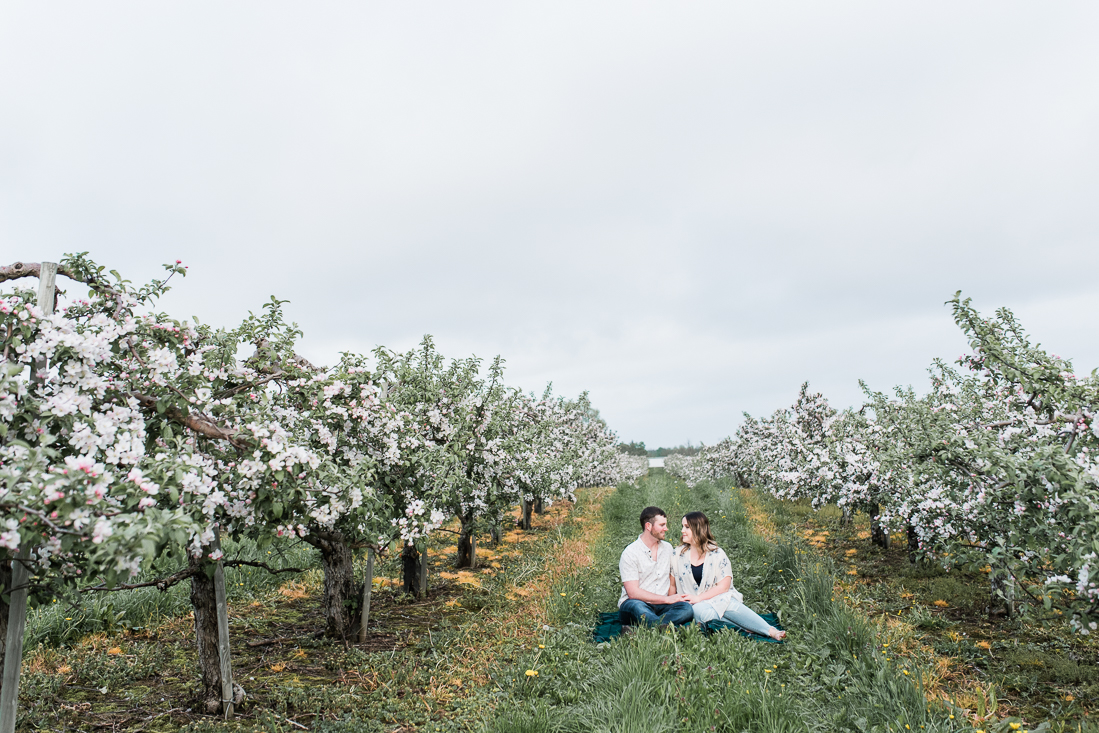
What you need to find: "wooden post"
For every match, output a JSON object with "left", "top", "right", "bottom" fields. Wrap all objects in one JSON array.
[
  {"left": 418, "top": 546, "right": 428, "bottom": 597},
  {"left": 0, "top": 549, "right": 30, "bottom": 733},
  {"left": 0, "top": 262, "right": 57, "bottom": 733},
  {"left": 212, "top": 528, "right": 234, "bottom": 719},
  {"left": 358, "top": 549, "right": 374, "bottom": 643},
  {"left": 30, "top": 262, "right": 57, "bottom": 388}
]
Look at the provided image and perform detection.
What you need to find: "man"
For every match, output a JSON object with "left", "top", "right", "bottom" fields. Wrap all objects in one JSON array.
[{"left": 618, "top": 506, "right": 694, "bottom": 627}]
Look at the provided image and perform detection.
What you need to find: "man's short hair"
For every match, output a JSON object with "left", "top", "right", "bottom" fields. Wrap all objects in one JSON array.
[{"left": 639, "top": 506, "right": 666, "bottom": 531}]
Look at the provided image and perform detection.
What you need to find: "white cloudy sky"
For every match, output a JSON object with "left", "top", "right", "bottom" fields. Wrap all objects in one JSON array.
[{"left": 3, "top": 3, "right": 1098, "bottom": 447}]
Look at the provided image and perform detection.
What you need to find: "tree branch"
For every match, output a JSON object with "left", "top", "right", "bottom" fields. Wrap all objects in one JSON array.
[
  {"left": 213, "top": 371, "right": 286, "bottom": 400},
  {"left": 81, "top": 559, "right": 304, "bottom": 594},
  {"left": 1, "top": 504, "right": 89, "bottom": 537},
  {"left": 82, "top": 565, "right": 199, "bottom": 593},
  {"left": 1064, "top": 409, "right": 1085, "bottom": 455},
  {"left": 0, "top": 262, "right": 78, "bottom": 284},
  {"left": 129, "top": 392, "right": 252, "bottom": 450},
  {"left": 0, "top": 261, "right": 124, "bottom": 313},
  {"left": 222, "top": 559, "right": 304, "bottom": 575}
]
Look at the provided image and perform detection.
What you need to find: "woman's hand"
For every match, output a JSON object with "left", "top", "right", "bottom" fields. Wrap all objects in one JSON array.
[{"left": 683, "top": 593, "right": 701, "bottom": 605}]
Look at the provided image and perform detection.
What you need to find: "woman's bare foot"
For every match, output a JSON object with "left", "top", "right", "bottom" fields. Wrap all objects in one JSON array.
[{"left": 768, "top": 628, "right": 786, "bottom": 641}]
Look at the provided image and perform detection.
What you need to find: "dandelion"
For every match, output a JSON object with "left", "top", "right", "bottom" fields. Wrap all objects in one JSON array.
[{"left": 525, "top": 669, "right": 539, "bottom": 677}]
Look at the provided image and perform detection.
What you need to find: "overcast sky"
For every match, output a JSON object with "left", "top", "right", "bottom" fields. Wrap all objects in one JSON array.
[{"left": 3, "top": 3, "right": 1097, "bottom": 447}]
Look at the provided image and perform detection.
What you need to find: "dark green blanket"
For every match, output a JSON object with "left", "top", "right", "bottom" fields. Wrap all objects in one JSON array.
[{"left": 592, "top": 612, "right": 784, "bottom": 644}]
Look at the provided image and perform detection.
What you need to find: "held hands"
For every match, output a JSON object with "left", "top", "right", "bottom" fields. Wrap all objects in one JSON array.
[{"left": 666, "top": 593, "right": 694, "bottom": 604}]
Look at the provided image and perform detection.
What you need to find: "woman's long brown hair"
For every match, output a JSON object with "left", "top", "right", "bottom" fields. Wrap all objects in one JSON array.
[{"left": 679, "top": 511, "right": 719, "bottom": 556}]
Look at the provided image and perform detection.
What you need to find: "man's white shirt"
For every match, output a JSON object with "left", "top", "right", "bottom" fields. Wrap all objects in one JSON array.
[{"left": 618, "top": 534, "right": 674, "bottom": 608}]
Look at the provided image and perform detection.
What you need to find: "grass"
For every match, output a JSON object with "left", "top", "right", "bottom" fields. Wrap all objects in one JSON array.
[
  {"left": 15, "top": 496, "right": 601, "bottom": 732},
  {"left": 19, "top": 473, "right": 1096, "bottom": 732},
  {"left": 756, "top": 490, "right": 1099, "bottom": 731},
  {"left": 485, "top": 471, "right": 970, "bottom": 733}
]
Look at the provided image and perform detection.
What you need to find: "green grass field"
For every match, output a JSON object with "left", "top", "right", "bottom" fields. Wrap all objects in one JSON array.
[
  {"left": 15, "top": 472, "right": 1095, "bottom": 732},
  {"left": 488, "top": 471, "right": 971, "bottom": 733}
]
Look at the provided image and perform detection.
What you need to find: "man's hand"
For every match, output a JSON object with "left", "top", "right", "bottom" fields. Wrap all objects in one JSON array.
[
  {"left": 666, "top": 593, "right": 692, "bottom": 604},
  {"left": 624, "top": 581, "right": 692, "bottom": 605}
]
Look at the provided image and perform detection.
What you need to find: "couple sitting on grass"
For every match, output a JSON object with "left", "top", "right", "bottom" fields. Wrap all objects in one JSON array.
[{"left": 618, "top": 506, "right": 786, "bottom": 640}]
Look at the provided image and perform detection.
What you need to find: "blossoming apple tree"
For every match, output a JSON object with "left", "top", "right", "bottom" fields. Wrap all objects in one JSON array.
[
  {"left": 668, "top": 294, "right": 1099, "bottom": 630},
  {"left": 1, "top": 253, "right": 638, "bottom": 719}
]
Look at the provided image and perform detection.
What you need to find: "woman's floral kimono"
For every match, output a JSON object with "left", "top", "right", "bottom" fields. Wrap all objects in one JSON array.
[{"left": 671, "top": 544, "right": 743, "bottom": 617}]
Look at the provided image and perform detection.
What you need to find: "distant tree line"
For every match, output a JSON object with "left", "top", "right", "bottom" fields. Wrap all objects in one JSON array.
[{"left": 616, "top": 441, "right": 702, "bottom": 458}]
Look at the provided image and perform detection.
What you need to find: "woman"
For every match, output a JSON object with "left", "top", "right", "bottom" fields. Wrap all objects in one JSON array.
[{"left": 672, "top": 511, "right": 786, "bottom": 640}]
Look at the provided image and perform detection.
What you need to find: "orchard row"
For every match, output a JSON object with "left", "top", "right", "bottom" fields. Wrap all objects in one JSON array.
[
  {"left": 667, "top": 294, "right": 1099, "bottom": 632},
  {"left": 0, "top": 254, "right": 647, "bottom": 712}
]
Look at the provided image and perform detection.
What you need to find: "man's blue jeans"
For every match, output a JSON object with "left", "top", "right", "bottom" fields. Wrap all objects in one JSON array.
[{"left": 619, "top": 599, "right": 694, "bottom": 627}]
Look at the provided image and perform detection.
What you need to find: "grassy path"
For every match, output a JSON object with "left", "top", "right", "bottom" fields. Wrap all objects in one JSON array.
[{"left": 486, "top": 472, "right": 965, "bottom": 733}]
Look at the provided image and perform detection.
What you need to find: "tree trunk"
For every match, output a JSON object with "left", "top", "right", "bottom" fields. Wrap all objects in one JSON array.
[
  {"left": 489, "top": 523, "right": 501, "bottom": 547},
  {"left": 870, "top": 505, "right": 890, "bottom": 549},
  {"left": 520, "top": 500, "right": 533, "bottom": 531},
  {"left": 402, "top": 542, "right": 427, "bottom": 598},
  {"left": 533, "top": 497, "right": 544, "bottom": 514},
  {"left": 189, "top": 556, "right": 224, "bottom": 715},
  {"left": 456, "top": 514, "right": 477, "bottom": 569},
  {"left": 906, "top": 525, "right": 919, "bottom": 564},
  {"left": 304, "top": 531, "right": 356, "bottom": 640},
  {"left": 989, "top": 559, "right": 1015, "bottom": 619}
]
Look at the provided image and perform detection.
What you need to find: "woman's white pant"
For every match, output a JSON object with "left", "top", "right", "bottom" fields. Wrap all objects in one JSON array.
[{"left": 692, "top": 600, "right": 776, "bottom": 637}]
